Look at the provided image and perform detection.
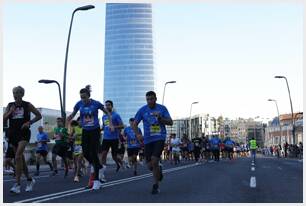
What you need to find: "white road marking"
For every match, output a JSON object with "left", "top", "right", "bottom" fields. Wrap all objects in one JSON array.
[
  {"left": 251, "top": 167, "right": 255, "bottom": 171},
  {"left": 15, "top": 173, "right": 152, "bottom": 203},
  {"left": 250, "top": 176, "right": 256, "bottom": 188},
  {"left": 3, "top": 175, "right": 50, "bottom": 182},
  {"left": 15, "top": 163, "right": 198, "bottom": 203}
]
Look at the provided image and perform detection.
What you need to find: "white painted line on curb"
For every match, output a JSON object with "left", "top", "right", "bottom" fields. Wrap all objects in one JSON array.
[{"left": 250, "top": 176, "right": 256, "bottom": 188}]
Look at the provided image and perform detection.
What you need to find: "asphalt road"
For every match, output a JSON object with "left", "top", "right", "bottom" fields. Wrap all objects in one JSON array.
[{"left": 3, "top": 156, "right": 303, "bottom": 203}]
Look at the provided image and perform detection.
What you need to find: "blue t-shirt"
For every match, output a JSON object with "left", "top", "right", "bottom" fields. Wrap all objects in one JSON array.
[
  {"left": 102, "top": 112, "right": 123, "bottom": 140},
  {"left": 124, "top": 126, "right": 142, "bottom": 149},
  {"left": 210, "top": 137, "right": 221, "bottom": 150},
  {"left": 134, "top": 104, "right": 171, "bottom": 144},
  {"left": 73, "top": 99, "right": 104, "bottom": 130},
  {"left": 36, "top": 132, "right": 49, "bottom": 151},
  {"left": 224, "top": 139, "right": 235, "bottom": 148},
  {"left": 188, "top": 142, "right": 194, "bottom": 151}
]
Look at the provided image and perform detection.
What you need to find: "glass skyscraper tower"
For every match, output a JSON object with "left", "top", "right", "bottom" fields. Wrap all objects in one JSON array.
[{"left": 104, "top": 3, "right": 154, "bottom": 125}]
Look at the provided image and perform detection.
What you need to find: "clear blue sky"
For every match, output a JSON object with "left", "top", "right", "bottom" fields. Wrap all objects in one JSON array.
[{"left": 3, "top": 2, "right": 303, "bottom": 121}]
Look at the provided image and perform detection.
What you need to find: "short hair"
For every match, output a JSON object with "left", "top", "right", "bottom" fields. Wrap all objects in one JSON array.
[
  {"left": 129, "top": 118, "right": 135, "bottom": 122},
  {"left": 146, "top": 91, "right": 156, "bottom": 97},
  {"left": 56, "top": 117, "right": 63, "bottom": 122},
  {"left": 13, "top": 86, "right": 25, "bottom": 97},
  {"left": 105, "top": 100, "right": 113, "bottom": 107},
  {"left": 38, "top": 126, "right": 43, "bottom": 130},
  {"left": 70, "top": 120, "right": 78, "bottom": 127},
  {"left": 80, "top": 85, "right": 91, "bottom": 97}
]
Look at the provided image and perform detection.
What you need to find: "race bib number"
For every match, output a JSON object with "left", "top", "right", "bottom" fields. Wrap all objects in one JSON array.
[
  {"left": 37, "top": 142, "right": 42, "bottom": 148},
  {"left": 150, "top": 125, "right": 161, "bottom": 135},
  {"left": 74, "top": 145, "right": 82, "bottom": 153},
  {"left": 84, "top": 115, "right": 94, "bottom": 127},
  {"left": 195, "top": 143, "right": 199, "bottom": 147},
  {"left": 130, "top": 139, "right": 136, "bottom": 145},
  {"left": 12, "top": 107, "right": 24, "bottom": 119},
  {"left": 104, "top": 119, "right": 110, "bottom": 126},
  {"left": 54, "top": 134, "right": 61, "bottom": 141}
]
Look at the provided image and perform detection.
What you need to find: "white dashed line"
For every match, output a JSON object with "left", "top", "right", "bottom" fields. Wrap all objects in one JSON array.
[{"left": 250, "top": 176, "right": 256, "bottom": 188}]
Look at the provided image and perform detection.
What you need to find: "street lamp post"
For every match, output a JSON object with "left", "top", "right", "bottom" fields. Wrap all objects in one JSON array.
[
  {"left": 38, "top": 79, "right": 64, "bottom": 120},
  {"left": 162, "top": 81, "right": 176, "bottom": 105},
  {"left": 63, "top": 5, "right": 95, "bottom": 124},
  {"left": 274, "top": 76, "right": 295, "bottom": 144},
  {"left": 268, "top": 99, "right": 282, "bottom": 145},
  {"left": 189, "top": 101, "right": 199, "bottom": 140}
]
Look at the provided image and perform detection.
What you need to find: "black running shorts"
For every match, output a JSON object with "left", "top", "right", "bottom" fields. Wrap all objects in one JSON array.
[
  {"left": 36, "top": 150, "right": 48, "bottom": 157},
  {"left": 144, "top": 140, "right": 165, "bottom": 162},
  {"left": 7, "top": 128, "right": 31, "bottom": 147},
  {"left": 52, "top": 144, "right": 68, "bottom": 158},
  {"left": 101, "top": 139, "right": 119, "bottom": 156},
  {"left": 127, "top": 148, "right": 140, "bottom": 157}
]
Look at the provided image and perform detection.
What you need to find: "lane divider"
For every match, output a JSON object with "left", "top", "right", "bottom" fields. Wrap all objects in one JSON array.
[{"left": 250, "top": 176, "right": 256, "bottom": 188}]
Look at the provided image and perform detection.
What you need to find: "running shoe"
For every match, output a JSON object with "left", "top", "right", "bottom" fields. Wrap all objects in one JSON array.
[
  {"left": 92, "top": 180, "right": 102, "bottom": 190},
  {"left": 10, "top": 183, "right": 21, "bottom": 194},
  {"left": 74, "top": 176, "right": 80, "bottom": 182},
  {"left": 116, "top": 164, "right": 120, "bottom": 172},
  {"left": 151, "top": 184, "right": 160, "bottom": 195},
  {"left": 25, "top": 178, "right": 36, "bottom": 192},
  {"left": 51, "top": 170, "right": 58, "bottom": 176}
]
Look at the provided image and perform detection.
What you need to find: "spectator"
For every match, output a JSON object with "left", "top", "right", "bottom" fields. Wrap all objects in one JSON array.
[{"left": 284, "top": 142, "right": 289, "bottom": 158}]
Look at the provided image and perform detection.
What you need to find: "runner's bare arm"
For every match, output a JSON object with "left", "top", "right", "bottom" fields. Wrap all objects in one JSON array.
[
  {"left": 157, "top": 114, "right": 173, "bottom": 126},
  {"left": 132, "top": 120, "right": 143, "bottom": 142},
  {"left": 114, "top": 123, "right": 124, "bottom": 130},
  {"left": 3, "top": 103, "right": 14, "bottom": 122},
  {"left": 21, "top": 103, "right": 42, "bottom": 129},
  {"left": 102, "top": 106, "right": 114, "bottom": 131},
  {"left": 67, "top": 110, "right": 77, "bottom": 123}
]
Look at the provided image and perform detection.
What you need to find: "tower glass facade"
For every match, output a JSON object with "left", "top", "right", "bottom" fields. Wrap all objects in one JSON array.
[{"left": 104, "top": 3, "right": 154, "bottom": 125}]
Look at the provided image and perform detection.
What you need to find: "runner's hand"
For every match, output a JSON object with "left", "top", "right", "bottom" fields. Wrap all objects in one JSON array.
[
  {"left": 109, "top": 125, "right": 115, "bottom": 132},
  {"left": 136, "top": 133, "right": 144, "bottom": 143},
  {"left": 21, "top": 121, "right": 30, "bottom": 129},
  {"left": 153, "top": 112, "right": 161, "bottom": 118},
  {"left": 9, "top": 105, "right": 16, "bottom": 114}
]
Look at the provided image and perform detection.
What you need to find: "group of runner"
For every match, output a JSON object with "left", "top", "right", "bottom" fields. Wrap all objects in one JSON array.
[
  {"left": 3, "top": 86, "right": 173, "bottom": 195},
  {"left": 163, "top": 134, "right": 251, "bottom": 164}
]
